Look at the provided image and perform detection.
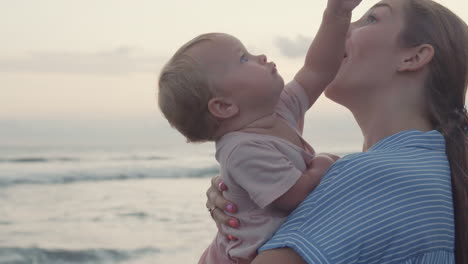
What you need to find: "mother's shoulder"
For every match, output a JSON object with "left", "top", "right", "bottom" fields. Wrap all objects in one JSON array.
[
  {"left": 328, "top": 151, "right": 383, "bottom": 174},
  {"left": 324, "top": 147, "right": 450, "bottom": 189}
]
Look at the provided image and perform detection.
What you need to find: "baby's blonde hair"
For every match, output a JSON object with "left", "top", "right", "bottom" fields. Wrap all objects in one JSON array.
[{"left": 158, "top": 33, "right": 220, "bottom": 142}]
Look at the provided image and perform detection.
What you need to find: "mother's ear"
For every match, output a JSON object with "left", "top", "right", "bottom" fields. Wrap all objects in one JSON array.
[
  {"left": 208, "top": 97, "right": 239, "bottom": 119},
  {"left": 397, "top": 44, "right": 435, "bottom": 72}
]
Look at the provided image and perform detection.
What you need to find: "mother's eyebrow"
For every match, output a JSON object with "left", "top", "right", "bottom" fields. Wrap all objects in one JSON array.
[{"left": 371, "top": 3, "right": 393, "bottom": 12}]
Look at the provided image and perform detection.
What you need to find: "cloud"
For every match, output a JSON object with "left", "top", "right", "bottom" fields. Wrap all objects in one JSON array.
[
  {"left": 274, "top": 35, "right": 312, "bottom": 58},
  {"left": 0, "top": 46, "right": 165, "bottom": 74}
]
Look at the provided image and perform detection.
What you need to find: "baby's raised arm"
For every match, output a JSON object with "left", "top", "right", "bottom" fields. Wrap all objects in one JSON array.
[{"left": 295, "top": 0, "right": 361, "bottom": 107}]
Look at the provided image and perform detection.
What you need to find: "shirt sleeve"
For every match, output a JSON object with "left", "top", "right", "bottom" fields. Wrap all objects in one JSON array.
[
  {"left": 276, "top": 80, "right": 310, "bottom": 134},
  {"left": 259, "top": 231, "right": 332, "bottom": 264},
  {"left": 225, "top": 140, "right": 303, "bottom": 209},
  {"left": 399, "top": 250, "right": 454, "bottom": 263},
  {"left": 261, "top": 237, "right": 454, "bottom": 264}
]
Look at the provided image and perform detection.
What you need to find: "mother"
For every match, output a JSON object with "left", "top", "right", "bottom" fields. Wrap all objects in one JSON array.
[{"left": 206, "top": 0, "right": 468, "bottom": 263}]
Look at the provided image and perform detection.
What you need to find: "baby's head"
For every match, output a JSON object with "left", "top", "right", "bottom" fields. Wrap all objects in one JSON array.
[{"left": 158, "top": 33, "right": 284, "bottom": 142}]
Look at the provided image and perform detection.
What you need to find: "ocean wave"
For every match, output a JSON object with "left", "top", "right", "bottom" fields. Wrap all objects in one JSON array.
[
  {"left": 0, "top": 246, "right": 159, "bottom": 264},
  {"left": 111, "top": 156, "right": 168, "bottom": 161},
  {"left": 117, "top": 212, "right": 149, "bottom": 219},
  {"left": 0, "top": 155, "right": 169, "bottom": 164},
  {"left": 0, "top": 157, "right": 80, "bottom": 163},
  {"left": 0, "top": 166, "right": 219, "bottom": 188}
]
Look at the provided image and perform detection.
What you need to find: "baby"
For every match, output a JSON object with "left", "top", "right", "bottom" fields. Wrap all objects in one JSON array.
[{"left": 158, "top": 0, "right": 361, "bottom": 263}]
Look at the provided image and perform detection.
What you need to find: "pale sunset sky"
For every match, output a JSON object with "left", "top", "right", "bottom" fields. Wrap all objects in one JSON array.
[{"left": 1, "top": 0, "right": 467, "bottom": 148}]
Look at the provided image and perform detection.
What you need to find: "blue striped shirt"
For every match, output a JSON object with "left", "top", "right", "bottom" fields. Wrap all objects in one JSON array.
[{"left": 259, "top": 130, "right": 455, "bottom": 263}]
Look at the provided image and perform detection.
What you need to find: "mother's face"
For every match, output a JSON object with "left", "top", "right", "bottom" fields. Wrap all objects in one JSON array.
[{"left": 325, "top": 0, "right": 407, "bottom": 107}]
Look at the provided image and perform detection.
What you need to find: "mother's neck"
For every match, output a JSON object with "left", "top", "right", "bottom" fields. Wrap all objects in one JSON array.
[
  {"left": 351, "top": 86, "right": 433, "bottom": 152},
  {"left": 357, "top": 111, "right": 432, "bottom": 152}
]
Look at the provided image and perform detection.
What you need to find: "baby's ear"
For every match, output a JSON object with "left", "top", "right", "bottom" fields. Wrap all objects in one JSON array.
[{"left": 208, "top": 97, "right": 239, "bottom": 119}]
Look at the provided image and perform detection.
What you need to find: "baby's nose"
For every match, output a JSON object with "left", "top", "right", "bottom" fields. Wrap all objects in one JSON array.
[{"left": 258, "top": 54, "right": 267, "bottom": 64}]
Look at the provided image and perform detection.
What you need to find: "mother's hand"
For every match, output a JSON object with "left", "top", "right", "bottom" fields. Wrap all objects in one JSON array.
[{"left": 206, "top": 175, "right": 240, "bottom": 240}]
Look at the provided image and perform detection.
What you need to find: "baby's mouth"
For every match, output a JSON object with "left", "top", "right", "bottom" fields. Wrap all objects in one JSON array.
[{"left": 269, "top": 62, "right": 277, "bottom": 74}]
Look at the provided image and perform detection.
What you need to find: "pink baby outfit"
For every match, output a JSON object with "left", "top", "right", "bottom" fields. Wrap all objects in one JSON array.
[{"left": 198, "top": 81, "right": 315, "bottom": 264}]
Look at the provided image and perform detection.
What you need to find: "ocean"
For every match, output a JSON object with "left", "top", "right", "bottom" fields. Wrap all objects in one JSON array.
[
  {"left": 0, "top": 117, "right": 360, "bottom": 263},
  {"left": 0, "top": 143, "right": 222, "bottom": 264}
]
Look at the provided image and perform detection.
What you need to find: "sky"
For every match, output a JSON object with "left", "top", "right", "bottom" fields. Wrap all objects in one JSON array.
[{"left": 1, "top": 0, "right": 467, "bottom": 148}]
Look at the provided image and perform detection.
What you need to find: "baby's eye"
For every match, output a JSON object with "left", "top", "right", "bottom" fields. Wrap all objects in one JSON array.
[
  {"left": 366, "top": 14, "right": 377, "bottom": 24},
  {"left": 240, "top": 54, "right": 249, "bottom": 63}
]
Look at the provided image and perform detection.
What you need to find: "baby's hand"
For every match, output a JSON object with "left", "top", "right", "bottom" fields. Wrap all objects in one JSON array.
[
  {"left": 327, "top": 0, "right": 362, "bottom": 18},
  {"left": 307, "top": 154, "right": 337, "bottom": 176}
]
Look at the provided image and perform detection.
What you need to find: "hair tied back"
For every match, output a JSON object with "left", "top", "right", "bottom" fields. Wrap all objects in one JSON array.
[{"left": 454, "top": 105, "right": 468, "bottom": 133}]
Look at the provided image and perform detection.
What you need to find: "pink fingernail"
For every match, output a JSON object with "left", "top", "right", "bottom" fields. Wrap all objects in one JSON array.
[
  {"left": 228, "top": 235, "right": 238, "bottom": 241},
  {"left": 218, "top": 182, "right": 227, "bottom": 191},
  {"left": 228, "top": 219, "right": 239, "bottom": 228},
  {"left": 226, "top": 204, "right": 236, "bottom": 213}
]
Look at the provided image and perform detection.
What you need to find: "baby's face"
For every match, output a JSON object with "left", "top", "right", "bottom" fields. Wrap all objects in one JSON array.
[{"left": 187, "top": 33, "right": 284, "bottom": 113}]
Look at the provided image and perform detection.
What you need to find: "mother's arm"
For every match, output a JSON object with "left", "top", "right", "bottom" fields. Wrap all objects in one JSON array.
[
  {"left": 252, "top": 248, "right": 307, "bottom": 264},
  {"left": 206, "top": 178, "right": 313, "bottom": 263},
  {"left": 206, "top": 175, "right": 315, "bottom": 264},
  {"left": 206, "top": 177, "right": 308, "bottom": 263}
]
